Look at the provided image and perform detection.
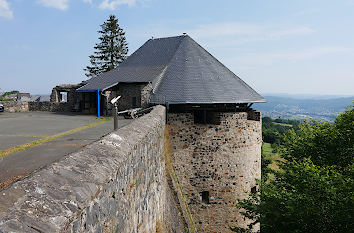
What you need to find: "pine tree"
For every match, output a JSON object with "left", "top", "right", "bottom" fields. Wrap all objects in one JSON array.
[{"left": 84, "top": 15, "right": 128, "bottom": 77}]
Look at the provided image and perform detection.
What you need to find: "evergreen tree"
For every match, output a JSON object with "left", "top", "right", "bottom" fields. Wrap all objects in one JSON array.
[{"left": 84, "top": 15, "right": 128, "bottom": 77}]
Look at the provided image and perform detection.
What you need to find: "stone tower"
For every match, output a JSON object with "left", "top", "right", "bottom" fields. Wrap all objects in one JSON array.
[
  {"left": 167, "top": 105, "right": 262, "bottom": 232},
  {"left": 144, "top": 35, "right": 264, "bottom": 232}
]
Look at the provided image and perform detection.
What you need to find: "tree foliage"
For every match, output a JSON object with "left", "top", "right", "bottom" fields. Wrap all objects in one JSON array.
[
  {"left": 1, "top": 90, "right": 19, "bottom": 97},
  {"left": 0, "top": 90, "right": 19, "bottom": 101},
  {"left": 282, "top": 104, "right": 354, "bottom": 170},
  {"left": 235, "top": 159, "right": 353, "bottom": 233},
  {"left": 234, "top": 103, "right": 354, "bottom": 233},
  {"left": 262, "top": 117, "right": 300, "bottom": 152},
  {"left": 84, "top": 15, "right": 128, "bottom": 77}
]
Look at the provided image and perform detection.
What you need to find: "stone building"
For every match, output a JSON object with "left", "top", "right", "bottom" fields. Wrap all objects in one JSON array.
[
  {"left": 79, "top": 34, "right": 265, "bottom": 231},
  {"left": 50, "top": 83, "right": 85, "bottom": 111}
]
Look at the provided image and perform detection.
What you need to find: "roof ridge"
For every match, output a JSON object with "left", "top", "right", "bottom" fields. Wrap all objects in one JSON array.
[{"left": 149, "top": 34, "right": 186, "bottom": 41}]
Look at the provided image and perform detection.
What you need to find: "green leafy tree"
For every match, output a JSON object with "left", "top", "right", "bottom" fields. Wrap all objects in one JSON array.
[
  {"left": 2, "top": 90, "right": 19, "bottom": 97},
  {"left": 0, "top": 90, "right": 19, "bottom": 101},
  {"left": 84, "top": 15, "right": 128, "bottom": 77},
  {"left": 234, "top": 159, "right": 353, "bottom": 233},
  {"left": 282, "top": 104, "right": 354, "bottom": 170},
  {"left": 233, "top": 104, "right": 354, "bottom": 233}
]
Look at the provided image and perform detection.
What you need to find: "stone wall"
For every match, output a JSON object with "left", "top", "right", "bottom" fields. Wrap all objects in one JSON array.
[
  {"left": 140, "top": 83, "right": 153, "bottom": 108},
  {"left": 0, "top": 101, "right": 73, "bottom": 113},
  {"left": 167, "top": 111, "right": 262, "bottom": 232},
  {"left": 1, "top": 101, "right": 29, "bottom": 112},
  {"left": 0, "top": 105, "right": 184, "bottom": 233},
  {"left": 106, "top": 83, "right": 152, "bottom": 112},
  {"left": 28, "top": 101, "right": 72, "bottom": 112}
]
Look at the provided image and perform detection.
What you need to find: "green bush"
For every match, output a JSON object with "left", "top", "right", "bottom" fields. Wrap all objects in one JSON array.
[{"left": 234, "top": 103, "right": 354, "bottom": 233}]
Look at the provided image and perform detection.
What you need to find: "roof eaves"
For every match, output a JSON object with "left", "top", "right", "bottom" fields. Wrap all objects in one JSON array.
[
  {"left": 150, "top": 99, "right": 267, "bottom": 104},
  {"left": 76, "top": 83, "right": 92, "bottom": 91},
  {"left": 102, "top": 82, "right": 120, "bottom": 91}
]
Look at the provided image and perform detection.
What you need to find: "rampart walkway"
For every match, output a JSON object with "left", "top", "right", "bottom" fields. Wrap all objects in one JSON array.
[{"left": 0, "top": 112, "right": 132, "bottom": 189}]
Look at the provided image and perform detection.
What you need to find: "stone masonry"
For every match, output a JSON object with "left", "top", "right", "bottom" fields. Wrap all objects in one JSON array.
[
  {"left": 106, "top": 83, "right": 152, "bottom": 112},
  {"left": 140, "top": 83, "right": 153, "bottom": 108},
  {"left": 1, "top": 101, "right": 72, "bottom": 113},
  {"left": 167, "top": 111, "right": 262, "bottom": 232},
  {"left": 0, "top": 106, "right": 184, "bottom": 233},
  {"left": 28, "top": 101, "right": 72, "bottom": 112},
  {"left": 1, "top": 101, "right": 29, "bottom": 112}
]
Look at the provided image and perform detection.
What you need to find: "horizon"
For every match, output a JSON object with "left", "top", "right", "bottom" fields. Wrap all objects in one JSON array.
[{"left": 1, "top": 0, "right": 354, "bottom": 95}]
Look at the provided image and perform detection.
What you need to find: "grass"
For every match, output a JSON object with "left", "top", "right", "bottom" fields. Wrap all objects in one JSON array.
[
  {"left": 262, "top": 142, "right": 274, "bottom": 156},
  {"left": 262, "top": 142, "right": 284, "bottom": 171},
  {"left": 273, "top": 122, "right": 293, "bottom": 127},
  {"left": 0, "top": 117, "right": 112, "bottom": 159}
]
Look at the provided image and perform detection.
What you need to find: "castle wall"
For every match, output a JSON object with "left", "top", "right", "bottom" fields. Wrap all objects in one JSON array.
[
  {"left": 167, "top": 111, "right": 262, "bottom": 232},
  {"left": 1, "top": 101, "right": 29, "bottom": 112},
  {"left": 0, "top": 106, "right": 184, "bottom": 233},
  {"left": 29, "top": 101, "right": 72, "bottom": 112},
  {"left": 1, "top": 101, "right": 72, "bottom": 113}
]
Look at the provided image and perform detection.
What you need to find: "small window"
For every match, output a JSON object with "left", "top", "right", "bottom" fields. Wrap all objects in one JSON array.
[
  {"left": 194, "top": 110, "right": 205, "bottom": 124},
  {"left": 194, "top": 110, "right": 220, "bottom": 125},
  {"left": 206, "top": 111, "right": 220, "bottom": 124},
  {"left": 132, "top": 97, "right": 137, "bottom": 107},
  {"left": 201, "top": 191, "right": 210, "bottom": 204},
  {"left": 251, "top": 186, "right": 257, "bottom": 193},
  {"left": 59, "top": 92, "right": 67, "bottom": 102}
]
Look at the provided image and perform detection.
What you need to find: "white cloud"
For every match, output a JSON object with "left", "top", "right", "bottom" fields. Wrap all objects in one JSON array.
[
  {"left": 268, "top": 26, "right": 314, "bottom": 38},
  {"left": 186, "top": 22, "right": 314, "bottom": 40},
  {"left": 229, "top": 47, "right": 350, "bottom": 67},
  {"left": 99, "top": 0, "right": 136, "bottom": 10},
  {"left": 37, "top": 0, "right": 69, "bottom": 10},
  {"left": 291, "top": 8, "right": 321, "bottom": 17},
  {"left": 0, "top": 0, "right": 13, "bottom": 19},
  {"left": 130, "top": 22, "right": 314, "bottom": 46},
  {"left": 35, "top": 0, "right": 147, "bottom": 11}
]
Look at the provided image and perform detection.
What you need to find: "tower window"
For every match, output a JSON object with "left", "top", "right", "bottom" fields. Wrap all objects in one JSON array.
[
  {"left": 201, "top": 191, "right": 210, "bottom": 204},
  {"left": 206, "top": 111, "right": 220, "bottom": 124},
  {"left": 251, "top": 186, "right": 257, "bottom": 193},
  {"left": 194, "top": 110, "right": 205, "bottom": 124},
  {"left": 194, "top": 111, "right": 220, "bottom": 125}
]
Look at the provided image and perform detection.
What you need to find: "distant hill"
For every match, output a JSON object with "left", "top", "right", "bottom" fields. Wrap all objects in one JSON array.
[{"left": 255, "top": 96, "right": 354, "bottom": 121}]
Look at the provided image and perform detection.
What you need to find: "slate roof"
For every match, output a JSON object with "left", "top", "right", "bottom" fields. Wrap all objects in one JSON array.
[{"left": 77, "top": 35, "right": 265, "bottom": 104}]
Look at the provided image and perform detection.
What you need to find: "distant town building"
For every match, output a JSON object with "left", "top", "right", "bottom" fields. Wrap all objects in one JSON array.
[{"left": 17, "top": 93, "right": 31, "bottom": 102}]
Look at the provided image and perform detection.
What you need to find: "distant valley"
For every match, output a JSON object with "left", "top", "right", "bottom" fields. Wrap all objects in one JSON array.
[{"left": 255, "top": 95, "right": 354, "bottom": 121}]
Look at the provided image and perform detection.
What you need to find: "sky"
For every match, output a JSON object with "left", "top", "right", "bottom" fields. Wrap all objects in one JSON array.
[{"left": 0, "top": 0, "right": 353, "bottom": 96}]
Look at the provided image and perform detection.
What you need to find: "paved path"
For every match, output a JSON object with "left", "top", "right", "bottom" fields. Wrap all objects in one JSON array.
[{"left": 0, "top": 112, "right": 132, "bottom": 187}]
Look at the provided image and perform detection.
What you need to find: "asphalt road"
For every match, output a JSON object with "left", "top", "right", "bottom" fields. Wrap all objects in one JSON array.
[{"left": 0, "top": 112, "right": 132, "bottom": 186}]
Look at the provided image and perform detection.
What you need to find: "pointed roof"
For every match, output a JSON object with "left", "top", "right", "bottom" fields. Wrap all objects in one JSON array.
[{"left": 77, "top": 35, "right": 265, "bottom": 104}]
